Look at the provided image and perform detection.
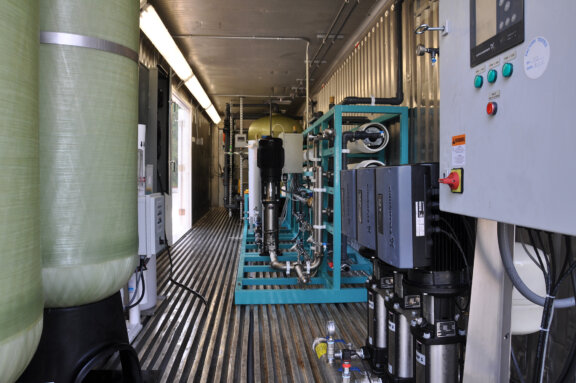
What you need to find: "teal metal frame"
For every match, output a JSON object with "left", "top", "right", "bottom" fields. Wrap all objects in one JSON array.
[{"left": 235, "top": 105, "right": 410, "bottom": 305}]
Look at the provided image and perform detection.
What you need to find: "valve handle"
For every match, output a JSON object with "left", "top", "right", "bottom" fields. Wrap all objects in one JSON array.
[{"left": 438, "top": 171, "right": 460, "bottom": 191}]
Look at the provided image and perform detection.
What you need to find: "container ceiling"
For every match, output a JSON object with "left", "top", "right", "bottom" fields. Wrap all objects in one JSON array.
[{"left": 148, "top": 0, "right": 382, "bottom": 117}]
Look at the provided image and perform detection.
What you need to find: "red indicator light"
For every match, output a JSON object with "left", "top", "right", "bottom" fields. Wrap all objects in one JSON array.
[{"left": 486, "top": 102, "right": 498, "bottom": 116}]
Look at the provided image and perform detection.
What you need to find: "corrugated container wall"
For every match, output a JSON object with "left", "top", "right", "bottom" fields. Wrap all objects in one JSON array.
[{"left": 313, "top": 0, "right": 439, "bottom": 164}]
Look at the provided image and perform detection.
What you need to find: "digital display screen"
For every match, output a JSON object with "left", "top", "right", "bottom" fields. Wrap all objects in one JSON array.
[{"left": 470, "top": 0, "right": 524, "bottom": 66}]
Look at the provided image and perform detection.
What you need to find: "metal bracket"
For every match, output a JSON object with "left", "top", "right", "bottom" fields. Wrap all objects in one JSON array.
[{"left": 414, "top": 20, "right": 450, "bottom": 36}]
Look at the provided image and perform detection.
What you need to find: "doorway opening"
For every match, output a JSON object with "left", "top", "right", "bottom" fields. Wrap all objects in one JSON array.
[{"left": 170, "top": 95, "right": 192, "bottom": 242}]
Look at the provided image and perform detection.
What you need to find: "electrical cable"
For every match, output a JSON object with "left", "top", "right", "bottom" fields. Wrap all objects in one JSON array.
[
  {"left": 166, "top": 242, "right": 208, "bottom": 306},
  {"left": 439, "top": 216, "right": 459, "bottom": 242},
  {"left": 553, "top": 252, "right": 576, "bottom": 383},
  {"left": 157, "top": 168, "right": 208, "bottom": 306},
  {"left": 520, "top": 240, "right": 546, "bottom": 274},
  {"left": 529, "top": 229, "right": 554, "bottom": 383},
  {"left": 439, "top": 216, "right": 472, "bottom": 273},
  {"left": 357, "top": 357, "right": 373, "bottom": 383},
  {"left": 527, "top": 229, "right": 576, "bottom": 383},
  {"left": 247, "top": 307, "right": 255, "bottom": 383},
  {"left": 497, "top": 223, "right": 575, "bottom": 308},
  {"left": 127, "top": 266, "right": 142, "bottom": 306},
  {"left": 511, "top": 346, "right": 526, "bottom": 383},
  {"left": 436, "top": 228, "right": 471, "bottom": 283},
  {"left": 537, "top": 306, "right": 555, "bottom": 383},
  {"left": 125, "top": 267, "right": 146, "bottom": 310},
  {"left": 548, "top": 232, "right": 561, "bottom": 283},
  {"left": 461, "top": 216, "right": 476, "bottom": 249},
  {"left": 530, "top": 230, "right": 552, "bottom": 291}
]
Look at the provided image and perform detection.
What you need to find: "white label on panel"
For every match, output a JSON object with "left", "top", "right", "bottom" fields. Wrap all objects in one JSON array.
[
  {"left": 524, "top": 36, "right": 550, "bottom": 79},
  {"left": 451, "top": 134, "right": 466, "bottom": 167},
  {"left": 416, "top": 351, "right": 426, "bottom": 366},
  {"left": 452, "top": 144, "right": 466, "bottom": 167},
  {"left": 415, "top": 201, "right": 425, "bottom": 237},
  {"left": 368, "top": 300, "right": 374, "bottom": 309},
  {"left": 503, "top": 50, "right": 517, "bottom": 62},
  {"left": 388, "top": 321, "right": 396, "bottom": 332},
  {"left": 488, "top": 59, "right": 501, "bottom": 70}
]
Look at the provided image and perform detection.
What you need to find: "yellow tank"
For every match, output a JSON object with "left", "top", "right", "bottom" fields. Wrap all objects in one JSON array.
[{"left": 247, "top": 114, "right": 302, "bottom": 140}]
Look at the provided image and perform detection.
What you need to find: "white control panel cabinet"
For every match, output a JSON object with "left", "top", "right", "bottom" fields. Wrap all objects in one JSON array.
[
  {"left": 439, "top": 0, "right": 576, "bottom": 236},
  {"left": 138, "top": 193, "right": 166, "bottom": 256}
]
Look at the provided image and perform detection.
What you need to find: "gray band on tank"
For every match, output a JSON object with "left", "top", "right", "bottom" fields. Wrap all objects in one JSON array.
[{"left": 40, "top": 32, "right": 138, "bottom": 62}]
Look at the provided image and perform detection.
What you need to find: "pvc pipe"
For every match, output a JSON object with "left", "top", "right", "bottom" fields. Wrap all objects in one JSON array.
[
  {"left": 347, "top": 123, "right": 390, "bottom": 154},
  {"left": 348, "top": 160, "right": 385, "bottom": 169},
  {"left": 129, "top": 304, "right": 140, "bottom": 326},
  {"left": 247, "top": 140, "right": 260, "bottom": 228}
]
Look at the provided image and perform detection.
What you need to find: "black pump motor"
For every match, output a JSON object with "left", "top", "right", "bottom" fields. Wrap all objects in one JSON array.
[
  {"left": 257, "top": 136, "right": 284, "bottom": 183},
  {"left": 257, "top": 137, "right": 284, "bottom": 257}
]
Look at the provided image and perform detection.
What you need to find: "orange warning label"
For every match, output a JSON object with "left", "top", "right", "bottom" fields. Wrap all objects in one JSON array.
[{"left": 452, "top": 134, "right": 466, "bottom": 146}]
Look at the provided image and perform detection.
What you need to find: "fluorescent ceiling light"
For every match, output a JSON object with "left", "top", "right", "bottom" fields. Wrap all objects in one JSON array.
[
  {"left": 140, "top": 5, "right": 221, "bottom": 124},
  {"left": 139, "top": 5, "right": 192, "bottom": 80},
  {"left": 185, "top": 76, "right": 212, "bottom": 109},
  {"left": 205, "top": 105, "right": 221, "bottom": 125}
]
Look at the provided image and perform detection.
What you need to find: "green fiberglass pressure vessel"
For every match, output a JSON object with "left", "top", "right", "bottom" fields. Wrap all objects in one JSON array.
[
  {"left": 0, "top": 2, "right": 44, "bottom": 382},
  {"left": 39, "top": 0, "right": 140, "bottom": 308}
]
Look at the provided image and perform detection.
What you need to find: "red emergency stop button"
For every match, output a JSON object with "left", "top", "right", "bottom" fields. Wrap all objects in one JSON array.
[
  {"left": 439, "top": 169, "right": 463, "bottom": 193},
  {"left": 486, "top": 101, "right": 498, "bottom": 116}
]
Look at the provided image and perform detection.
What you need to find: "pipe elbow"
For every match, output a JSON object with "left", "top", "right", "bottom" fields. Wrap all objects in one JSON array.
[
  {"left": 269, "top": 250, "right": 286, "bottom": 271},
  {"left": 295, "top": 264, "right": 310, "bottom": 284}
]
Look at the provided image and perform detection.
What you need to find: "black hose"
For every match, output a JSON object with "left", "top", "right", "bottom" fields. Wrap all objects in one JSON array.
[
  {"left": 247, "top": 307, "right": 255, "bottom": 383},
  {"left": 125, "top": 267, "right": 146, "bottom": 310},
  {"left": 340, "top": 0, "right": 404, "bottom": 106},
  {"left": 530, "top": 230, "right": 554, "bottom": 383},
  {"left": 157, "top": 168, "right": 208, "bottom": 306}
]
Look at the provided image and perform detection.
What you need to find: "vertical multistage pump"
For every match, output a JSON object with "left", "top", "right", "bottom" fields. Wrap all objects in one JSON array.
[{"left": 257, "top": 137, "right": 284, "bottom": 257}]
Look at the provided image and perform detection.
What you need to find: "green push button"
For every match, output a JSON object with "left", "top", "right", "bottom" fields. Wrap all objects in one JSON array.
[
  {"left": 502, "top": 62, "right": 513, "bottom": 78},
  {"left": 487, "top": 69, "right": 498, "bottom": 83},
  {"left": 474, "top": 75, "right": 483, "bottom": 88}
]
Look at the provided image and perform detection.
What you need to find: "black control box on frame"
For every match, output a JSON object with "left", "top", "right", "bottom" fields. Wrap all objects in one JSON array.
[{"left": 375, "top": 163, "right": 439, "bottom": 269}]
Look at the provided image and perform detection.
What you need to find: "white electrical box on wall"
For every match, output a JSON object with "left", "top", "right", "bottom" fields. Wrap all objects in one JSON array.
[
  {"left": 138, "top": 193, "right": 166, "bottom": 256},
  {"left": 138, "top": 196, "right": 147, "bottom": 255},
  {"left": 235, "top": 134, "right": 248, "bottom": 148},
  {"left": 439, "top": 0, "right": 576, "bottom": 235}
]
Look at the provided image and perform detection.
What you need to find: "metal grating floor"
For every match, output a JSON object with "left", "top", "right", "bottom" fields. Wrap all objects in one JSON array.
[{"left": 125, "top": 208, "right": 367, "bottom": 382}]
